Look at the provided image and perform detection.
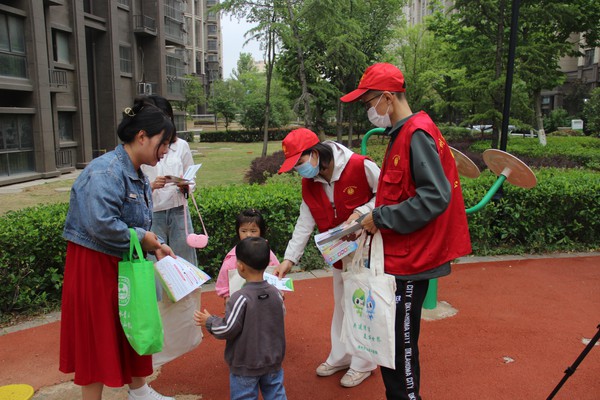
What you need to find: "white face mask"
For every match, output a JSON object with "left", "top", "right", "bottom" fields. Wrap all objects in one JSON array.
[{"left": 367, "top": 95, "right": 392, "bottom": 128}]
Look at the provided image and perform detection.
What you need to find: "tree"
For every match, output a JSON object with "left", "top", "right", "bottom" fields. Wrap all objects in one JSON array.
[
  {"left": 207, "top": 79, "right": 242, "bottom": 131},
  {"left": 232, "top": 52, "right": 258, "bottom": 80},
  {"left": 171, "top": 74, "right": 205, "bottom": 117},
  {"left": 583, "top": 88, "right": 600, "bottom": 136}
]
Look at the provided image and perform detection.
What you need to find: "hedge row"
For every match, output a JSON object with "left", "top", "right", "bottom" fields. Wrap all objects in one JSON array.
[
  {"left": 198, "top": 129, "right": 290, "bottom": 143},
  {"left": 1, "top": 169, "right": 599, "bottom": 316}
]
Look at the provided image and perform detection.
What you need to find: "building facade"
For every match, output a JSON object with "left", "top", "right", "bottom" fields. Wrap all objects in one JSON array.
[
  {"left": 541, "top": 35, "right": 599, "bottom": 117},
  {"left": 0, "top": 0, "right": 222, "bottom": 186}
]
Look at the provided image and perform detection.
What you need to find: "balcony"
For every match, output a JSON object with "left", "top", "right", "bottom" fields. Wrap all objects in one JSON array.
[
  {"left": 133, "top": 15, "right": 157, "bottom": 36},
  {"left": 49, "top": 69, "right": 68, "bottom": 88}
]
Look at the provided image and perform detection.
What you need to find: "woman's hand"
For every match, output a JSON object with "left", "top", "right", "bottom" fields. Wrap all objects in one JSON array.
[
  {"left": 155, "top": 243, "right": 175, "bottom": 260},
  {"left": 273, "top": 260, "right": 294, "bottom": 278},
  {"left": 151, "top": 176, "right": 167, "bottom": 191}
]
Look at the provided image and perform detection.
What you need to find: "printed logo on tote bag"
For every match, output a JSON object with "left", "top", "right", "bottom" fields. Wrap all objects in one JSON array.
[{"left": 118, "top": 276, "right": 131, "bottom": 307}]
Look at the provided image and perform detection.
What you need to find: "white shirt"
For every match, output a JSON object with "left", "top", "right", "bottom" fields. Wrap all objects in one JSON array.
[
  {"left": 283, "top": 141, "right": 380, "bottom": 264},
  {"left": 141, "top": 138, "right": 195, "bottom": 212}
]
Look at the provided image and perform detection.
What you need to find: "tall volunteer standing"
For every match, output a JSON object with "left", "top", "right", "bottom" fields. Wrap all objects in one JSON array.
[
  {"left": 341, "top": 63, "right": 472, "bottom": 400},
  {"left": 60, "top": 98, "right": 176, "bottom": 400}
]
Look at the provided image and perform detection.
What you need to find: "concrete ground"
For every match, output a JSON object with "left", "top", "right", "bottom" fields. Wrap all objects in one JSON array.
[{"left": 1, "top": 253, "right": 599, "bottom": 399}]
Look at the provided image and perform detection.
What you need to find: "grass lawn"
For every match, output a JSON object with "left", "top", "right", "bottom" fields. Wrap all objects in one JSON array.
[{"left": 0, "top": 140, "right": 284, "bottom": 215}]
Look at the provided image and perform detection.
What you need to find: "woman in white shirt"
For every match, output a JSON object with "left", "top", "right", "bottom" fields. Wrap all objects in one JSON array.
[{"left": 141, "top": 96, "right": 198, "bottom": 267}]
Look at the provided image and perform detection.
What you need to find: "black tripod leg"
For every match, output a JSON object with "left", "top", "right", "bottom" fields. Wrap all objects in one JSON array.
[{"left": 546, "top": 324, "right": 600, "bottom": 400}]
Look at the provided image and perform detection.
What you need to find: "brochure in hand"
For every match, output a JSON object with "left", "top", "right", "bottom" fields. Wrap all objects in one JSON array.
[
  {"left": 165, "top": 163, "right": 202, "bottom": 185},
  {"left": 228, "top": 267, "right": 294, "bottom": 296},
  {"left": 314, "top": 218, "right": 364, "bottom": 265},
  {"left": 154, "top": 255, "right": 211, "bottom": 302}
]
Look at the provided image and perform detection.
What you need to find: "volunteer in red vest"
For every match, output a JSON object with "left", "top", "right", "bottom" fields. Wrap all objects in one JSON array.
[
  {"left": 341, "top": 63, "right": 472, "bottom": 400},
  {"left": 274, "top": 128, "right": 381, "bottom": 388}
]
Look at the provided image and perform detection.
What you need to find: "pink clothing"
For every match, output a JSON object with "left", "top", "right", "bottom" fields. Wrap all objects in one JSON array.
[{"left": 215, "top": 246, "right": 280, "bottom": 297}]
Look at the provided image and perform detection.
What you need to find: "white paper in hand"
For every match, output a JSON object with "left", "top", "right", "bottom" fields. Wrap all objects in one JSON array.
[{"left": 154, "top": 256, "right": 211, "bottom": 302}]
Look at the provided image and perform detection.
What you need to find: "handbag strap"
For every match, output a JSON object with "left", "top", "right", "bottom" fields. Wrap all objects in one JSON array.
[
  {"left": 369, "top": 231, "right": 385, "bottom": 276},
  {"left": 127, "top": 228, "right": 145, "bottom": 262},
  {"left": 348, "top": 230, "right": 370, "bottom": 273},
  {"left": 188, "top": 192, "right": 208, "bottom": 236}
]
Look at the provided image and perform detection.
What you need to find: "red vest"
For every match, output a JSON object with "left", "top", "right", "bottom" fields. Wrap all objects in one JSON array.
[
  {"left": 303, "top": 154, "right": 374, "bottom": 269},
  {"left": 375, "top": 111, "right": 472, "bottom": 275}
]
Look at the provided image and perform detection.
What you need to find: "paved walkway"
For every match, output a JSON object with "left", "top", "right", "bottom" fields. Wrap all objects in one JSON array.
[{"left": 1, "top": 253, "right": 599, "bottom": 399}]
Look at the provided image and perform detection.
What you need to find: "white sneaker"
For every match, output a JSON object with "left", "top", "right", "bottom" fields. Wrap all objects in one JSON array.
[
  {"left": 128, "top": 385, "right": 174, "bottom": 400},
  {"left": 340, "top": 368, "right": 372, "bottom": 387},
  {"left": 316, "top": 362, "right": 350, "bottom": 377}
]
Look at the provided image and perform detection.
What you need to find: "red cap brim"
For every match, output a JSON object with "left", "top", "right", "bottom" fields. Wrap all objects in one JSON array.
[
  {"left": 340, "top": 88, "right": 369, "bottom": 103},
  {"left": 278, "top": 152, "right": 303, "bottom": 174}
]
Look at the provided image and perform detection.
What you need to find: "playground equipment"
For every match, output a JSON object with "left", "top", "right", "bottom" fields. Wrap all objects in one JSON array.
[{"left": 360, "top": 128, "right": 537, "bottom": 309}]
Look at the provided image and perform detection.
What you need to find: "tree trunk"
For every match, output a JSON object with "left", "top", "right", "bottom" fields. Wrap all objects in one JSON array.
[
  {"left": 286, "top": 0, "right": 312, "bottom": 129},
  {"left": 262, "top": 24, "right": 276, "bottom": 157},
  {"left": 336, "top": 100, "right": 344, "bottom": 142},
  {"left": 533, "top": 90, "right": 547, "bottom": 146}
]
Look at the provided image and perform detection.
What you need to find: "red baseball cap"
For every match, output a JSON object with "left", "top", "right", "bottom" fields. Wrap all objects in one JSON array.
[
  {"left": 278, "top": 128, "right": 320, "bottom": 174},
  {"left": 340, "top": 63, "right": 406, "bottom": 103}
]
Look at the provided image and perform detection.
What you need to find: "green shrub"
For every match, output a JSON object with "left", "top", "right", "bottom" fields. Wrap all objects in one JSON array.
[
  {"left": 1, "top": 170, "right": 599, "bottom": 317},
  {"left": 0, "top": 203, "right": 68, "bottom": 317},
  {"left": 199, "top": 129, "right": 289, "bottom": 142},
  {"left": 469, "top": 136, "right": 600, "bottom": 171}
]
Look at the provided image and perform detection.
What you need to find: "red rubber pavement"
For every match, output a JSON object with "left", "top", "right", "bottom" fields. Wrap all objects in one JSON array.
[{"left": 1, "top": 255, "right": 599, "bottom": 399}]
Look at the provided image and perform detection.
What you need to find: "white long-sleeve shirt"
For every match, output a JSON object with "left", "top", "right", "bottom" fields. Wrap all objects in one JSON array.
[
  {"left": 283, "top": 141, "right": 380, "bottom": 265},
  {"left": 141, "top": 138, "right": 196, "bottom": 212}
]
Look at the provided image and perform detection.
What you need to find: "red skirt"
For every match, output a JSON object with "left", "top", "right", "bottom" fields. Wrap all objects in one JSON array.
[{"left": 59, "top": 242, "right": 153, "bottom": 387}]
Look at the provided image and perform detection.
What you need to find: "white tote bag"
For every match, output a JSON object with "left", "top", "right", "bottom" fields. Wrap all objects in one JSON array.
[
  {"left": 152, "top": 288, "right": 203, "bottom": 368},
  {"left": 341, "top": 231, "right": 397, "bottom": 369}
]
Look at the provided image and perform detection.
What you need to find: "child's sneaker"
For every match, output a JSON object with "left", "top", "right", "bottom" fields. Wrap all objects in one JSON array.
[{"left": 127, "top": 385, "right": 174, "bottom": 400}]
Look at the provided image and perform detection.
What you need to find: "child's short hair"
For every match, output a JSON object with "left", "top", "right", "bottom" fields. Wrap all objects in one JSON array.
[
  {"left": 235, "top": 237, "right": 271, "bottom": 271},
  {"left": 235, "top": 209, "right": 266, "bottom": 237}
]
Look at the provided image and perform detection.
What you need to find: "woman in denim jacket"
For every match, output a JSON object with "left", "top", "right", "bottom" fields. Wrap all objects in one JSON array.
[{"left": 60, "top": 98, "right": 177, "bottom": 400}]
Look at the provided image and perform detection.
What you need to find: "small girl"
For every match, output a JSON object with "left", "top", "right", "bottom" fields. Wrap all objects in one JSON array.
[{"left": 215, "top": 209, "right": 279, "bottom": 302}]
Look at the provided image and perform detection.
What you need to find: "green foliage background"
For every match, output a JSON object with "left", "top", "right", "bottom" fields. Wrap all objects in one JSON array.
[{"left": 1, "top": 170, "right": 599, "bottom": 319}]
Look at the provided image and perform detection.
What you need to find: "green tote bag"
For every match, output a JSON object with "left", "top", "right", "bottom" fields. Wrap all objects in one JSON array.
[{"left": 118, "top": 228, "right": 164, "bottom": 355}]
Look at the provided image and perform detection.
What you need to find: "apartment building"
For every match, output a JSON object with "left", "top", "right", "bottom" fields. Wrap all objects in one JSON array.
[
  {"left": 541, "top": 36, "right": 599, "bottom": 116},
  {"left": 0, "top": 0, "right": 222, "bottom": 186}
]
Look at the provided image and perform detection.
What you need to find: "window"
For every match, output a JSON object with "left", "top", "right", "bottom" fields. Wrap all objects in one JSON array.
[
  {"left": 207, "top": 39, "right": 217, "bottom": 51},
  {"left": 584, "top": 49, "right": 595, "bottom": 67},
  {"left": 0, "top": 12, "right": 26, "bottom": 78},
  {"left": 0, "top": 114, "right": 35, "bottom": 176},
  {"left": 207, "top": 24, "right": 217, "bottom": 35},
  {"left": 206, "top": 54, "right": 217, "bottom": 62},
  {"left": 120, "top": 45, "right": 132, "bottom": 74},
  {"left": 58, "top": 112, "right": 74, "bottom": 142},
  {"left": 207, "top": 11, "right": 216, "bottom": 21},
  {"left": 52, "top": 30, "right": 71, "bottom": 64},
  {"left": 541, "top": 96, "right": 551, "bottom": 105}
]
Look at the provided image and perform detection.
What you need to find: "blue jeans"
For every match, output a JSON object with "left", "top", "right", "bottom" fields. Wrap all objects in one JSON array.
[
  {"left": 230, "top": 369, "right": 287, "bottom": 400},
  {"left": 151, "top": 205, "right": 199, "bottom": 301},
  {"left": 151, "top": 205, "right": 198, "bottom": 265}
]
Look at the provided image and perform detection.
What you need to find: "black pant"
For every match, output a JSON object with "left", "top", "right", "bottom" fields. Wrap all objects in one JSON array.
[{"left": 380, "top": 279, "right": 429, "bottom": 400}]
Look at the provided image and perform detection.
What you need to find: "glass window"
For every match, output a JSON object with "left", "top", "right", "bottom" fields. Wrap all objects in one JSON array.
[
  {"left": 0, "top": 114, "right": 35, "bottom": 176},
  {"left": 584, "top": 49, "right": 595, "bottom": 67},
  {"left": 207, "top": 39, "right": 217, "bottom": 51},
  {"left": 120, "top": 45, "right": 132, "bottom": 74},
  {"left": 53, "top": 30, "right": 71, "bottom": 64},
  {"left": 58, "top": 112, "right": 74, "bottom": 142},
  {"left": 207, "top": 24, "right": 217, "bottom": 35},
  {"left": 0, "top": 13, "right": 26, "bottom": 78}
]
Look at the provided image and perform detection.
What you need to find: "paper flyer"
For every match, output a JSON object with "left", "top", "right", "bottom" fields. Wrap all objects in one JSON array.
[
  {"left": 165, "top": 163, "right": 202, "bottom": 185},
  {"left": 228, "top": 267, "right": 294, "bottom": 296},
  {"left": 314, "top": 220, "right": 363, "bottom": 265},
  {"left": 155, "top": 255, "right": 211, "bottom": 302}
]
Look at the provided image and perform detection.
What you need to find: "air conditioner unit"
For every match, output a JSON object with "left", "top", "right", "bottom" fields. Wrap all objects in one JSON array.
[{"left": 137, "top": 82, "right": 153, "bottom": 95}]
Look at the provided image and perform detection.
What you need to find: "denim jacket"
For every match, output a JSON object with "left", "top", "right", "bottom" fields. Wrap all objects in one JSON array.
[{"left": 63, "top": 144, "right": 153, "bottom": 258}]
